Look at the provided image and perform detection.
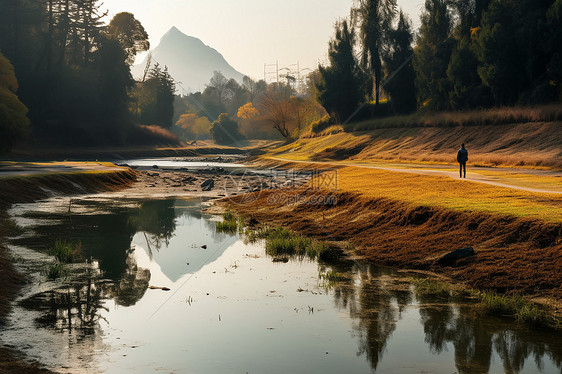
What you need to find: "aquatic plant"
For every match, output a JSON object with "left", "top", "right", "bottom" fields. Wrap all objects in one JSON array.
[
  {"left": 319, "top": 270, "right": 349, "bottom": 282},
  {"left": 223, "top": 211, "right": 235, "bottom": 222},
  {"left": 479, "top": 292, "right": 525, "bottom": 315},
  {"left": 248, "top": 226, "right": 330, "bottom": 261},
  {"left": 44, "top": 262, "right": 68, "bottom": 280},
  {"left": 49, "top": 240, "right": 82, "bottom": 263},
  {"left": 410, "top": 277, "right": 451, "bottom": 298},
  {"left": 215, "top": 211, "right": 240, "bottom": 233},
  {"left": 216, "top": 220, "right": 238, "bottom": 233}
]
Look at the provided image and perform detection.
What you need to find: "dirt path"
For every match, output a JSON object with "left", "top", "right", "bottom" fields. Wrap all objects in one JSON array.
[{"left": 264, "top": 157, "right": 562, "bottom": 194}]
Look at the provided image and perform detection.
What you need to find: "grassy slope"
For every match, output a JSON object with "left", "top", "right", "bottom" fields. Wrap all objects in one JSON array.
[
  {"left": 269, "top": 121, "right": 562, "bottom": 169},
  {"left": 230, "top": 115, "right": 562, "bottom": 302}
]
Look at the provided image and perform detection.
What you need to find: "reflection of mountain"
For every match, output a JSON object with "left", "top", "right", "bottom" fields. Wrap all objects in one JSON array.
[{"left": 132, "top": 200, "right": 237, "bottom": 282}]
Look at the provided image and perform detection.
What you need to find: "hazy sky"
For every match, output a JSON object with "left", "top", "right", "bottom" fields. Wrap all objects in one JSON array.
[{"left": 102, "top": 0, "right": 425, "bottom": 81}]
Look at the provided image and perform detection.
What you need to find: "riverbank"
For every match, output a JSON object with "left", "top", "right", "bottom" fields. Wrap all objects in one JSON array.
[
  {"left": 5, "top": 139, "right": 281, "bottom": 161},
  {"left": 222, "top": 161, "right": 562, "bottom": 314},
  {"left": 0, "top": 162, "right": 137, "bottom": 373}
]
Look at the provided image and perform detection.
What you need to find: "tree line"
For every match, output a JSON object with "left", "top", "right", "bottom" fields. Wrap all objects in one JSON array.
[
  {"left": 2, "top": 0, "right": 560, "bottom": 151},
  {"left": 172, "top": 71, "right": 325, "bottom": 145},
  {"left": 317, "top": 0, "right": 562, "bottom": 123},
  {"left": 0, "top": 0, "right": 179, "bottom": 152}
]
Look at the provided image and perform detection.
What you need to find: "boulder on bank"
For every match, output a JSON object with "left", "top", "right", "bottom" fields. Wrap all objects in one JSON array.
[{"left": 437, "top": 247, "right": 475, "bottom": 266}]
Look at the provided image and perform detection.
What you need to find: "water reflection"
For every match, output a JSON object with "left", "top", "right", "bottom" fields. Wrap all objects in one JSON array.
[
  {"left": 106, "top": 248, "right": 150, "bottom": 307},
  {"left": 322, "top": 261, "right": 562, "bottom": 373},
  {"left": 127, "top": 200, "right": 177, "bottom": 254},
  {"left": 20, "top": 270, "right": 108, "bottom": 333},
  {"left": 6, "top": 197, "right": 562, "bottom": 373}
]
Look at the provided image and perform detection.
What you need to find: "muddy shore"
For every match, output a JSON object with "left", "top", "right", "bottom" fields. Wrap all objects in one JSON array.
[{"left": 0, "top": 161, "right": 298, "bottom": 372}]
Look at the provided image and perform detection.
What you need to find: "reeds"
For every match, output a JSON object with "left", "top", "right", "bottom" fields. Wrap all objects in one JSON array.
[
  {"left": 43, "top": 240, "right": 82, "bottom": 280},
  {"left": 48, "top": 240, "right": 82, "bottom": 263},
  {"left": 410, "top": 277, "right": 452, "bottom": 299},
  {"left": 44, "top": 262, "right": 69, "bottom": 280},
  {"left": 478, "top": 292, "right": 559, "bottom": 327},
  {"left": 412, "top": 276, "right": 562, "bottom": 329},
  {"left": 215, "top": 211, "right": 243, "bottom": 233},
  {"left": 246, "top": 225, "right": 331, "bottom": 261}
]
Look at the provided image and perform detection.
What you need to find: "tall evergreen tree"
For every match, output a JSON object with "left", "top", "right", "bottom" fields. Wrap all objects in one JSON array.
[
  {"left": 134, "top": 64, "right": 176, "bottom": 128},
  {"left": 354, "top": 0, "right": 397, "bottom": 105},
  {"left": 316, "top": 19, "right": 365, "bottom": 122},
  {"left": 446, "top": 0, "right": 492, "bottom": 109},
  {"left": 413, "top": 0, "right": 455, "bottom": 110},
  {"left": 383, "top": 10, "right": 416, "bottom": 113}
]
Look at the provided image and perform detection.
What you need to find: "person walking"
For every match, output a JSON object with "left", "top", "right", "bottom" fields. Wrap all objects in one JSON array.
[{"left": 457, "top": 143, "right": 468, "bottom": 178}]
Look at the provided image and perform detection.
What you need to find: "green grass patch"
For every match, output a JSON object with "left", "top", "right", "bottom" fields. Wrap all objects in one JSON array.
[
  {"left": 319, "top": 270, "right": 349, "bottom": 282},
  {"left": 48, "top": 240, "right": 82, "bottom": 263},
  {"left": 44, "top": 262, "right": 68, "bottom": 280},
  {"left": 215, "top": 211, "right": 242, "bottom": 234},
  {"left": 215, "top": 220, "right": 238, "bottom": 233},
  {"left": 478, "top": 292, "right": 561, "bottom": 327},
  {"left": 410, "top": 277, "right": 452, "bottom": 298},
  {"left": 246, "top": 226, "right": 330, "bottom": 261}
]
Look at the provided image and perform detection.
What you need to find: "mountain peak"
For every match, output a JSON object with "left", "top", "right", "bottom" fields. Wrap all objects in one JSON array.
[{"left": 133, "top": 27, "right": 244, "bottom": 93}]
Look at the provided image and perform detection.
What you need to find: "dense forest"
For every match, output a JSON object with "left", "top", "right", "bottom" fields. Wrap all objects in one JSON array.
[
  {"left": 317, "top": 0, "right": 562, "bottom": 123},
  {"left": 0, "top": 0, "right": 561, "bottom": 151},
  {"left": 0, "top": 0, "right": 179, "bottom": 151}
]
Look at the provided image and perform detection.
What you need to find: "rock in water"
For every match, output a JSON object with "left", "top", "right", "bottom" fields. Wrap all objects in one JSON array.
[
  {"left": 201, "top": 179, "right": 214, "bottom": 191},
  {"left": 437, "top": 247, "right": 475, "bottom": 266}
]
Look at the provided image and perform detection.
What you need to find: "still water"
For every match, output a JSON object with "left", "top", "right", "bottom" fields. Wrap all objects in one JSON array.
[
  {"left": 120, "top": 158, "right": 245, "bottom": 169},
  {"left": 3, "top": 197, "right": 562, "bottom": 373}
]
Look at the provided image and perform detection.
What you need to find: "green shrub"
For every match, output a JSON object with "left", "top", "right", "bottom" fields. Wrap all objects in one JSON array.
[{"left": 311, "top": 115, "right": 334, "bottom": 133}]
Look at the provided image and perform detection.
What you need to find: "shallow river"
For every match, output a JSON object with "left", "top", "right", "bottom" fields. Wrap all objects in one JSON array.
[{"left": 3, "top": 196, "right": 562, "bottom": 374}]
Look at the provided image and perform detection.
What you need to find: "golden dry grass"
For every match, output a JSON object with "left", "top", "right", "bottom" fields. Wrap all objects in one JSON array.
[
  {"left": 317, "top": 166, "right": 562, "bottom": 223},
  {"left": 266, "top": 121, "right": 562, "bottom": 169}
]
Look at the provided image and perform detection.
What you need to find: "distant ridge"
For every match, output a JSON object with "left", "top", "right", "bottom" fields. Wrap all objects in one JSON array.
[{"left": 132, "top": 26, "right": 244, "bottom": 93}]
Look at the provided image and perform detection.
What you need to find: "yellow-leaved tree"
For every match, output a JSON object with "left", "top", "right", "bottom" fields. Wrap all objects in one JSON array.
[
  {"left": 175, "top": 113, "right": 211, "bottom": 140},
  {"left": 0, "top": 52, "right": 29, "bottom": 153}
]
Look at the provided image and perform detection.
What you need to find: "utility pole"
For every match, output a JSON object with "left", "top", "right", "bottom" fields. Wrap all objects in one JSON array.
[{"left": 264, "top": 61, "right": 279, "bottom": 87}]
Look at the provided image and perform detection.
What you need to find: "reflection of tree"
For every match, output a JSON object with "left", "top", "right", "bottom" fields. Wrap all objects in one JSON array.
[
  {"left": 419, "top": 302, "right": 562, "bottom": 374},
  {"left": 328, "top": 262, "right": 562, "bottom": 373},
  {"left": 127, "top": 200, "right": 177, "bottom": 257},
  {"left": 107, "top": 247, "right": 150, "bottom": 307},
  {"left": 354, "top": 267, "right": 405, "bottom": 371},
  {"left": 21, "top": 271, "right": 108, "bottom": 334},
  {"left": 326, "top": 263, "right": 412, "bottom": 371}
]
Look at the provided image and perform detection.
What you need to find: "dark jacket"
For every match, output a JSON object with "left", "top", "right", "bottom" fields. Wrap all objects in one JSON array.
[{"left": 457, "top": 148, "right": 468, "bottom": 163}]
